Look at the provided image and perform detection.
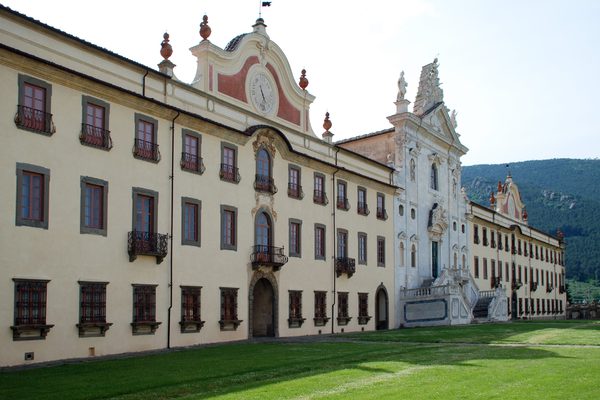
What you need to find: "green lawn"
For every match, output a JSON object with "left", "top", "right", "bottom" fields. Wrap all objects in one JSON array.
[{"left": 1, "top": 321, "right": 599, "bottom": 399}]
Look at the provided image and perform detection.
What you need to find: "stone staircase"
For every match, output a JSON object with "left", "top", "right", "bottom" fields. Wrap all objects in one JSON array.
[{"left": 473, "top": 296, "right": 494, "bottom": 319}]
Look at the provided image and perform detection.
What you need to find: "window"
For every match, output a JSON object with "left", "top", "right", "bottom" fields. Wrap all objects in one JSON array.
[
  {"left": 358, "top": 232, "right": 367, "bottom": 265},
  {"left": 132, "top": 284, "right": 160, "bottom": 334},
  {"left": 336, "top": 180, "right": 349, "bottom": 210},
  {"left": 133, "top": 114, "right": 159, "bottom": 162},
  {"left": 474, "top": 256, "right": 480, "bottom": 278},
  {"left": 505, "top": 235, "right": 509, "bottom": 252},
  {"left": 473, "top": 225, "right": 480, "bottom": 244},
  {"left": 81, "top": 96, "right": 111, "bottom": 149},
  {"left": 220, "top": 143, "right": 240, "bottom": 183},
  {"left": 255, "top": 147, "right": 275, "bottom": 193},
  {"left": 337, "top": 229, "right": 348, "bottom": 259},
  {"left": 461, "top": 224, "right": 465, "bottom": 233},
  {"left": 518, "top": 239, "right": 522, "bottom": 255},
  {"left": 181, "top": 130, "right": 204, "bottom": 174},
  {"left": 357, "top": 187, "right": 369, "bottom": 215},
  {"left": 133, "top": 188, "right": 157, "bottom": 234},
  {"left": 483, "top": 258, "right": 488, "bottom": 279},
  {"left": 182, "top": 197, "right": 201, "bottom": 246},
  {"left": 431, "top": 241, "right": 439, "bottom": 278},
  {"left": 16, "top": 163, "right": 50, "bottom": 229},
  {"left": 411, "top": 208, "right": 416, "bottom": 220},
  {"left": 219, "top": 287, "right": 240, "bottom": 330},
  {"left": 399, "top": 204, "right": 404, "bottom": 216},
  {"left": 400, "top": 242, "right": 405, "bottom": 267},
  {"left": 16, "top": 74, "right": 54, "bottom": 135},
  {"left": 315, "top": 224, "right": 326, "bottom": 260},
  {"left": 313, "top": 173, "right": 328, "bottom": 205},
  {"left": 376, "top": 192, "right": 387, "bottom": 220},
  {"left": 289, "top": 219, "right": 302, "bottom": 257},
  {"left": 453, "top": 221, "right": 457, "bottom": 231},
  {"left": 358, "top": 293, "right": 370, "bottom": 325},
  {"left": 314, "top": 291, "right": 328, "bottom": 326},
  {"left": 377, "top": 236, "right": 385, "bottom": 267},
  {"left": 78, "top": 282, "right": 111, "bottom": 337},
  {"left": 180, "top": 286, "right": 204, "bottom": 333},
  {"left": 220, "top": 205, "right": 237, "bottom": 250},
  {"left": 430, "top": 164, "right": 438, "bottom": 190},
  {"left": 80, "top": 177, "right": 108, "bottom": 236},
  {"left": 12, "top": 279, "right": 52, "bottom": 340},
  {"left": 482, "top": 228, "right": 488, "bottom": 246},
  {"left": 288, "top": 290, "right": 305, "bottom": 327},
  {"left": 491, "top": 231, "right": 496, "bottom": 248},
  {"left": 498, "top": 232, "right": 503, "bottom": 250},
  {"left": 411, "top": 244, "right": 417, "bottom": 268},
  {"left": 337, "top": 292, "right": 350, "bottom": 325},
  {"left": 288, "top": 165, "right": 303, "bottom": 199}
]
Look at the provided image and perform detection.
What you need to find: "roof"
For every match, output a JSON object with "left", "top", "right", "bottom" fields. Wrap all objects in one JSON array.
[
  {"left": 224, "top": 33, "right": 248, "bottom": 52},
  {"left": 0, "top": 5, "right": 169, "bottom": 78},
  {"left": 335, "top": 127, "right": 394, "bottom": 145}
]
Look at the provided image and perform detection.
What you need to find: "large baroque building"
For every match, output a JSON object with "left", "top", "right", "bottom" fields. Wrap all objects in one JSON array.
[
  {"left": 468, "top": 175, "right": 567, "bottom": 319},
  {"left": 0, "top": 7, "right": 396, "bottom": 366}
]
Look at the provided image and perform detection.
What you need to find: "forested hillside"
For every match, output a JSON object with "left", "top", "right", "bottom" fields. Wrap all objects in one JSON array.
[{"left": 462, "top": 159, "right": 600, "bottom": 282}]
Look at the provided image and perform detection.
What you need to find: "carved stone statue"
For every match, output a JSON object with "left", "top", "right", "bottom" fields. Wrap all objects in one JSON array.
[
  {"left": 396, "top": 71, "right": 407, "bottom": 101},
  {"left": 410, "top": 158, "right": 416, "bottom": 181},
  {"left": 450, "top": 109, "right": 458, "bottom": 128}
]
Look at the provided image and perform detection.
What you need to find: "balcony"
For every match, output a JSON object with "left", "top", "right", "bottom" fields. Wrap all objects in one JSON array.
[
  {"left": 128, "top": 231, "right": 169, "bottom": 264},
  {"left": 530, "top": 281, "right": 539, "bottom": 292},
  {"left": 336, "top": 197, "right": 350, "bottom": 211},
  {"left": 254, "top": 174, "right": 277, "bottom": 194},
  {"left": 336, "top": 257, "right": 356, "bottom": 277},
  {"left": 14, "top": 105, "right": 56, "bottom": 135},
  {"left": 133, "top": 139, "right": 160, "bottom": 162},
  {"left": 80, "top": 123, "right": 112, "bottom": 150},
  {"left": 181, "top": 152, "right": 205, "bottom": 174},
  {"left": 288, "top": 183, "right": 304, "bottom": 199},
  {"left": 546, "top": 285, "right": 554, "bottom": 293},
  {"left": 357, "top": 202, "right": 369, "bottom": 216},
  {"left": 376, "top": 207, "right": 388, "bottom": 220},
  {"left": 250, "top": 245, "right": 288, "bottom": 270},
  {"left": 313, "top": 190, "right": 328, "bottom": 205},
  {"left": 220, "top": 163, "right": 240, "bottom": 183}
]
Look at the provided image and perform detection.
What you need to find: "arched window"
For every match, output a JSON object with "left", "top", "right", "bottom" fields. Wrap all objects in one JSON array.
[
  {"left": 453, "top": 252, "right": 458, "bottom": 269},
  {"left": 462, "top": 254, "right": 466, "bottom": 269},
  {"left": 411, "top": 244, "right": 417, "bottom": 268},
  {"left": 255, "top": 148, "right": 273, "bottom": 192},
  {"left": 430, "top": 164, "right": 438, "bottom": 190},
  {"left": 255, "top": 212, "right": 271, "bottom": 249},
  {"left": 399, "top": 242, "right": 405, "bottom": 267}
]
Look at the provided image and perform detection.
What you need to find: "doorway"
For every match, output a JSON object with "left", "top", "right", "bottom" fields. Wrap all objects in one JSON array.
[{"left": 251, "top": 278, "right": 275, "bottom": 337}]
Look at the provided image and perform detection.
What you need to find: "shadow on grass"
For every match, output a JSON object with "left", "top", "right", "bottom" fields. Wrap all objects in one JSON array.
[{"left": 0, "top": 333, "right": 575, "bottom": 400}]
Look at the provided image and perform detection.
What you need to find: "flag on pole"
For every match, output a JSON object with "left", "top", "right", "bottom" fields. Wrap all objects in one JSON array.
[{"left": 262, "top": 1, "right": 272, "bottom": 6}]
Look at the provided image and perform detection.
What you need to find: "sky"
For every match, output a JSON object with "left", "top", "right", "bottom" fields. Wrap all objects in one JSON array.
[{"left": 4, "top": 0, "right": 599, "bottom": 165}]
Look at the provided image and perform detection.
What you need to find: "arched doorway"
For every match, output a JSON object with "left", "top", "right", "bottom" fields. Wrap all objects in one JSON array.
[
  {"left": 251, "top": 278, "right": 275, "bottom": 337},
  {"left": 375, "top": 285, "right": 389, "bottom": 330}
]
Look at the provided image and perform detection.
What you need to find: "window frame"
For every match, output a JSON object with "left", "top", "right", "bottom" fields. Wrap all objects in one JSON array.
[
  {"left": 430, "top": 163, "right": 439, "bottom": 190},
  {"left": 337, "top": 228, "right": 349, "bottom": 259},
  {"left": 357, "top": 186, "right": 368, "bottom": 216},
  {"left": 180, "top": 286, "right": 204, "bottom": 332},
  {"left": 288, "top": 164, "right": 303, "bottom": 199},
  {"left": 376, "top": 192, "right": 387, "bottom": 220},
  {"left": 181, "top": 197, "right": 201, "bottom": 247},
  {"left": 219, "top": 287, "right": 240, "bottom": 330},
  {"left": 16, "top": 162, "right": 50, "bottom": 229},
  {"left": 336, "top": 179, "right": 349, "bottom": 211},
  {"left": 288, "top": 290, "right": 305, "bottom": 327},
  {"left": 314, "top": 291, "right": 328, "bottom": 325},
  {"left": 132, "top": 187, "right": 159, "bottom": 234},
  {"left": 16, "top": 74, "right": 54, "bottom": 136},
  {"left": 80, "top": 176, "right": 108, "bottom": 236},
  {"left": 313, "top": 172, "right": 328, "bottom": 205},
  {"left": 220, "top": 142, "right": 240, "bottom": 183},
  {"left": 358, "top": 292, "right": 370, "bottom": 325},
  {"left": 81, "top": 96, "right": 111, "bottom": 150},
  {"left": 357, "top": 232, "right": 367, "bottom": 265},
  {"left": 377, "top": 236, "right": 386, "bottom": 267},
  {"left": 314, "top": 223, "right": 326, "bottom": 261},
  {"left": 181, "top": 129, "right": 204, "bottom": 174},
  {"left": 289, "top": 218, "right": 302, "bottom": 258},
  {"left": 220, "top": 205, "right": 238, "bottom": 251},
  {"left": 133, "top": 113, "right": 160, "bottom": 162},
  {"left": 77, "top": 281, "right": 111, "bottom": 337}
]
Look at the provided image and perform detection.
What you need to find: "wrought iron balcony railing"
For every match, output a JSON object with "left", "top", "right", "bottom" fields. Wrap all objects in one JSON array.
[
  {"left": 357, "top": 202, "right": 369, "bottom": 216},
  {"left": 181, "top": 152, "right": 205, "bottom": 174},
  {"left": 80, "top": 123, "right": 112, "bottom": 150},
  {"left": 220, "top": 163, "right": 240, "bottom": 183},
  {"left": 313, "top": 190, "right": 328, "bottom": 205},
  {"left": 376, "top": 207, "right": 388, "bottom": 220},
  {"left": 337, "top": 197, "right": 350, "bottom": 211},
  {"left": 133, "top": 139, "right": 160, "bottom": 162},
  {"left": 287, "top": 183, "right": 304, "bottom": 199},
  {"left": 254, "top": 174, "right": 277, "bottom": 194},
  {"left": 335, "top": 257, "right": 356, "bottom": 277},
  {"left": 128, "top": 231, "right": 169, "bottom": 264},
  {"left": 250, "top": 245, "right": 288, "bottom": 270},
  {"left": 14, "top": 105, "right": 56, "bottom": 135}
]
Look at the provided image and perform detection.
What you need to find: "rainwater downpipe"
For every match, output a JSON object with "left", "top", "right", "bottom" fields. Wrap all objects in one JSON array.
[
  {"left": 142, "top": 70, "right": 149, "bottom": 97},
  {"left": 167, "top": 111, "right": 180, "bottom": 349},
  {"left": 331, "top": 148, "right": 340, "bottom": 334}
]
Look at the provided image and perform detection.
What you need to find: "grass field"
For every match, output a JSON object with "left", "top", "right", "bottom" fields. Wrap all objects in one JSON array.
[{"left": 1, "top": 321, "right": 599, "bottom": 399}]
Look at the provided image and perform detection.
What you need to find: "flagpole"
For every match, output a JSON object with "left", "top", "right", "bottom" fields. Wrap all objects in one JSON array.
[{"left": 259, "top": 0, "right": 262, "bottom": 18}]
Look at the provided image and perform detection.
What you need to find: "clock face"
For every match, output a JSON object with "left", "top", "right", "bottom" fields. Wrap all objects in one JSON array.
[{"left": 249, "top": 72, "right": 276, "bottom": 115}]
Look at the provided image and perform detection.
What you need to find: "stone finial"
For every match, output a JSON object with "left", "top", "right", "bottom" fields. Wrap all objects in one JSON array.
[
  {"left": 200, "top": 15, "right": 211, "bottom": 40},
  {"left": 160, "top": 32, "right": 173, "bottom": 60},
  {"left": 322, "top": 112, "right": 334, "bottom": 143},
  {"left": 556, "top": 229, "right": 564, "bottom": 240},
  {"left": 522, "top": 208, "right": 528, "bottom": 220},
  {"left": 497, "top": 181, "right": 503, "bottom": 193},
  {"left": 299, "top": 69, "right": 309, "bottom": 90},
  {"left": 490, "top": 191, "right": 496, "bottom": 207}
]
